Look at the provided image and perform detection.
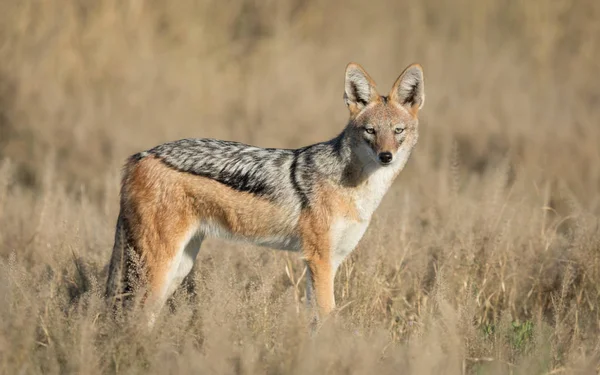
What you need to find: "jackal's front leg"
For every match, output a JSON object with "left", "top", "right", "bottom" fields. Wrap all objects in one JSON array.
[
  {"left": 300, "top": 213, "right": 336, "bottom": 319},
  {"left": 305, "top": 257, "right": 335, "bottom": 316}
]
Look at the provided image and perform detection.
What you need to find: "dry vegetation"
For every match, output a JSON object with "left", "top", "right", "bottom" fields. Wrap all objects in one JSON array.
[{"left": 1, "top": 0, "right": 600, "bottom": 374}]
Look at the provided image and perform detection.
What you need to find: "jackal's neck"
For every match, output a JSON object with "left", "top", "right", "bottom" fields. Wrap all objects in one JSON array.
[{"left": 317, "top": 129, "right": 401, "bottom": 219}]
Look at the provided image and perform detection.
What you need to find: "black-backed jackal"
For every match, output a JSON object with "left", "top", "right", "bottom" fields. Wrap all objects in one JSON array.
[{"left": 106, "top": 63, "right": 425, "bottom": 325}]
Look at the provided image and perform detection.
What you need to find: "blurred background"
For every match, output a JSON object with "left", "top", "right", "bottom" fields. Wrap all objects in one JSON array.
[
  {"left": 0, "top": 1, "right": 599, "bottom": 374},
  {"left": 1, "top": 0, "right": 598, "bottom": 200}
]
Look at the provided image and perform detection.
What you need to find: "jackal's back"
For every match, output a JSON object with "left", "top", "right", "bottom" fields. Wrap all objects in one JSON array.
[
  {"left": 140, "top": 137, "right": 346, "bottom": 208},
  {"left": 146, "top": 139, "right": 290, "bottom": 196}
]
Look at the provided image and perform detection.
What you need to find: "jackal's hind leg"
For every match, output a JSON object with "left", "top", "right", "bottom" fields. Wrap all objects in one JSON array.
[{"left": 145, "top": 232, "right": 203, "bottom": 328}]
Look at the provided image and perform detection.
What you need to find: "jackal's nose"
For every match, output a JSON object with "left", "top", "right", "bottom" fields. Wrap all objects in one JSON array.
[{"left": 378, "top": 152, "right": 393, "bottom": 164}]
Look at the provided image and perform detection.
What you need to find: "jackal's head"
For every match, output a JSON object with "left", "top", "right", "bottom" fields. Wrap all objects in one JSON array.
[{"left": 343, "top": 63, "right": 424, "bottom": 167}]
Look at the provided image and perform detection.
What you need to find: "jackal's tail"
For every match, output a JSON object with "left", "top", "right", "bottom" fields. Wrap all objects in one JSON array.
[
  {"left": 105, "top": 212, "right": 129, "bottom": 305},
  {"left": 105, "top": 211, "right": 145, "bottom": 311},
  {"left": 105, "top": 155, "right": 146, "bottom": 311}
]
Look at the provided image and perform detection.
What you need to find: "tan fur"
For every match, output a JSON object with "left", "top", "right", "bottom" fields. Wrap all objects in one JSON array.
[{"left": 120, "top": 156, "right": 297, "bottom": 305}]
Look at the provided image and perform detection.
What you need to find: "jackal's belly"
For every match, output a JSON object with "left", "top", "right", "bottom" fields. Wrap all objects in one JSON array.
[{"left": 198, "top": 217, "right": 301, "bottom": 251}]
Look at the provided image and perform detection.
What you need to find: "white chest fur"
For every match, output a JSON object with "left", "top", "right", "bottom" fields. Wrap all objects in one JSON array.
[
  {"left": 329, "top": 162, "right": 401, "bottom": 271},
  {"left": 354, "top": 162, "right": 400, "bottom": 220},
  {"left": 329, "top": 218, "right": 370, "bottom": 271}
]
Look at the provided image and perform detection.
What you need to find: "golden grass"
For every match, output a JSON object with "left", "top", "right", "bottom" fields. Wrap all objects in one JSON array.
[{"left": 1, "top": 0, "right": 600, "bottom": 373}]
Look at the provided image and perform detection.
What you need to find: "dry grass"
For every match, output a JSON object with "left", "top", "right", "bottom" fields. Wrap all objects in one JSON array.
[{"left": 1, "top": 0, "right": 600, "bottom": 373}]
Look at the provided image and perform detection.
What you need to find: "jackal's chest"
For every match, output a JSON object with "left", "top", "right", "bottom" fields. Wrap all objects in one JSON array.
[
  {"left": 329, "top": 217, "right": 370, "bottom": 269},
  {"left": 326, "top": 165, "right": 398, "bottom": 268},
  {"left": 352, "top": 164, "right": 399, "bottom": 220}
]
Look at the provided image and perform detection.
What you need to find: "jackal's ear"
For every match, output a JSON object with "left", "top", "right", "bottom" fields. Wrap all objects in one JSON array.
[
  {"left": 390, "top": 64, "right": 424, "bottom": 115},
  {"left": 344, "top": 63, "right": 379, "bottom": 115}
]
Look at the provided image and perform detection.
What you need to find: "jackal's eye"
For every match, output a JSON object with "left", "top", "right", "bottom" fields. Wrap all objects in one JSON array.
[
  {"left": 364, "top": 127, "right": 375, "bottom": 135},
  {"left": 394, "top": 127, "right": 405, "bottom": 134}
]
